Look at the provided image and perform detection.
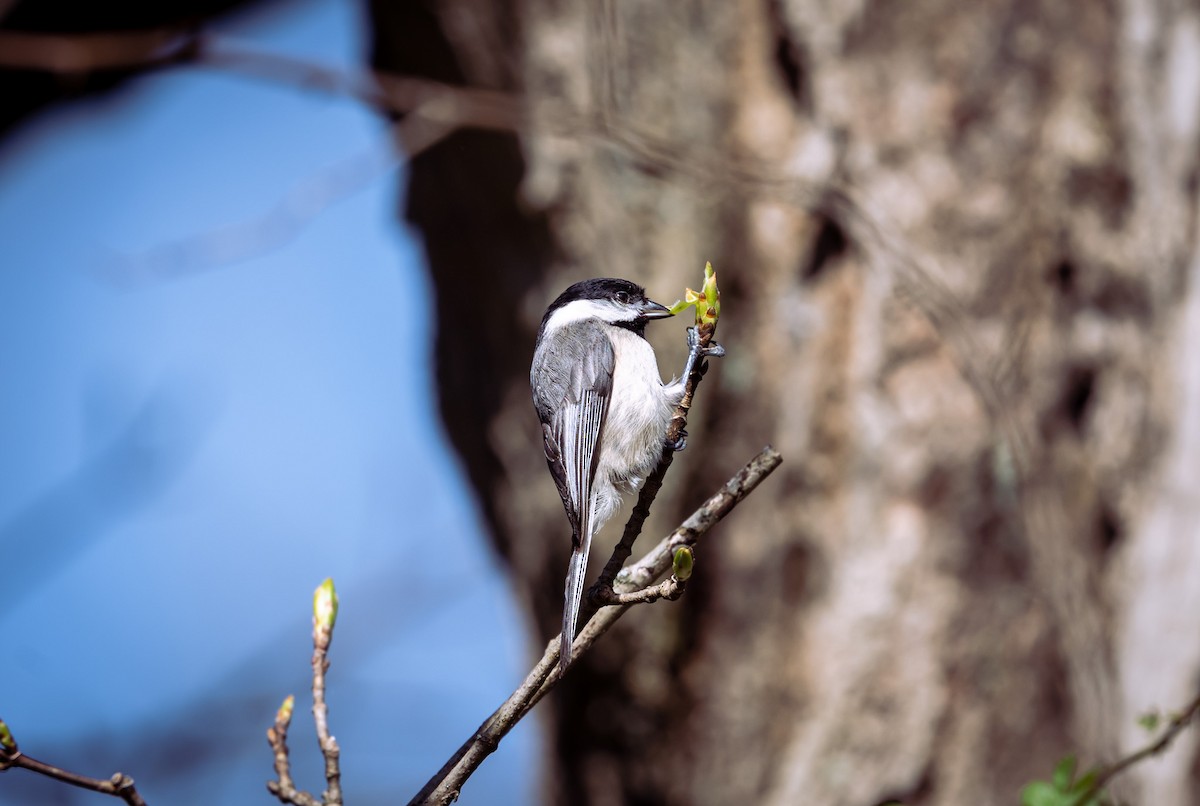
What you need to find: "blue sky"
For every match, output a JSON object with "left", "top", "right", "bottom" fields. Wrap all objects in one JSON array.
[{"left": 0, "top": 0, "right": 536, "bottom": 802}]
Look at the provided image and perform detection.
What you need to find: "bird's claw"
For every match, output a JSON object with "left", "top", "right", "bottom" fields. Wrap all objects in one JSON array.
[
  {"left": 686, "top": 327, "right": 726, "bottom": 358},
  {"left": 683, "top": 328, "right": 725, "bottom": 382},
  {"left": 669, "top": 429, "right": 688, "bottom": 452}
]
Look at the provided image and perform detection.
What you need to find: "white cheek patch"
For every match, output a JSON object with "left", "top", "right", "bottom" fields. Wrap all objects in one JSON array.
[{"left": 543, "top": 298, "right": 633, "bottom": 331}]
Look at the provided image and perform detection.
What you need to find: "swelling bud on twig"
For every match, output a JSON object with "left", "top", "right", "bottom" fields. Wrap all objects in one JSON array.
[
  {"left": 276, "top": 695, "right": 295, "bottom": 726},
  {"left": 668, "top": 261, "right": 721, "bottom": 327},
  {"left": 313, "top": 578, "right": 339, "bottom": 632},
  {"left": 672, "top": 546, "right": 694, "bottom": 581},
  {"left": 0, "top": 718, "right": 15, "bottom": 752}
]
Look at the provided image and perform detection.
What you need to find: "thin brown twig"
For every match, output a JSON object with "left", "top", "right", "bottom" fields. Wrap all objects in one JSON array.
[
  {"left": 0, "top": 719, "right": 147, "bottom": 806},
  {"left": 1069, "top": 691, "right": 1200, "bottom": 806},
  {"left": 595, "top": 575, "right": 687, "bottom": 605},
  {"left": 0, "top": 27, "right": 195, "bottom": 73},
  {"left": 92, "top": 44, "right": 458, "bottom": 284},
  {"left": 410, "top": 445, "right": 783, "bottom": 806},
  {"left": 266, "top": 697, "right": 321, "bottom": 806},
  {"left": 311, "top": 610, "right": 342, "bottom": 804},
  {"left": 198, "top": 36, "right": 526, "bottom": 134}
]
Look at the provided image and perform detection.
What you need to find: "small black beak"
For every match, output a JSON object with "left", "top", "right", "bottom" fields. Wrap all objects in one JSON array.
[{"left": 638, "top": 299, "right": 674, "bottom": 319}]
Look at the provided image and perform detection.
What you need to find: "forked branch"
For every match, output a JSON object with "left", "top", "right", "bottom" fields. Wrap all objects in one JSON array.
[
  {"left": 266, "top": 579, "right": 343, "bottom": 806},
  {"left": 408, "top": 446, "right": 781, "bottom": 805}
]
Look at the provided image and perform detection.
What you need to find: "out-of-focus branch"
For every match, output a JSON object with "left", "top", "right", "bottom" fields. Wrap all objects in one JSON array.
[
  {"left": 1068, "top": 692, "right": 1200, "bottom": 806},
  {"left": 74, "top": 36, "right": 995, "bottom": 439},
  {"left": 0, "top": 27, "right": 525, "bottom": 133},
  {"left": 267, "top": 579, "right": 343, "bottom": 806},
  {"left": 266, "top": 696, "right": 319, "bottom": 806},
  {"left": 0, "top": 27, "right": 194, "bottom": 73},
  {"left": 0, "top": 27, "right": 516, "bottom": 281},
  {"left": 410, "top": 445, "right": 783, "bottom": 806},
  {"left": 198, "top": 37, "right": 526, "bottom": 135},
  {"left": 0, "top": 718, "right": 147, "bottom": 806},
  {"left": 2, "top": 27, "right": 982, "bottom": 388},
  {"left": 96, "top": 136, "right": 401, "bottom": 285}
]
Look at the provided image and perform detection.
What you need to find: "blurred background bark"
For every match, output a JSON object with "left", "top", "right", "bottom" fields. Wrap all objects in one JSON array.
[
  {"left": 4, "top": 0, "right": 1200, "bottom": 802},
  {"left": 372, "top": 0, "right": 1200, "bottom": 804}
]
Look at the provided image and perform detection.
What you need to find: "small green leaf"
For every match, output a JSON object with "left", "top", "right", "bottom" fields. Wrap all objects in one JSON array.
[
  {"left": 1021, "top": 781, "right": 1071, "bottom": 806},
  {"left": 1070, "top": 770, "right": 1098, "bottom": 793},
  {"left": 1137, "top": 710, "right": 1160, "bottom": 732},
  {"left": 1053, "top": 756, "right": 1076, "bottom": 790},
  {"left": 667, "top": 262, "right": 721, "bottom": 326}
]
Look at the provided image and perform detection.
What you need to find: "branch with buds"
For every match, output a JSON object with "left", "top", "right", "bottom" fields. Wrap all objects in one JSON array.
[
  {"left": 267, "top": 578, "right": 343, "bottom": 806},
  {"left": 409, "top": 446, "right": 781, "bottom": 805},
  {"left": 1021, "top": 689, "right": 1200, "bottom": 806},
  {"left": 0, "top": 718, "right": 147, "bottom": 805}
]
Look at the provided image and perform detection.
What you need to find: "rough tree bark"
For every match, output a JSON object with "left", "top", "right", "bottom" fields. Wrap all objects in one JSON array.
[{"left": 372, "top": 0, "right": 1200, "bottom": 804}]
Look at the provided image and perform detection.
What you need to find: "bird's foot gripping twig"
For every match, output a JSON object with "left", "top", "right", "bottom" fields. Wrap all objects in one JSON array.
[
  {"left": 670, "top": 429, "right": 689, "bottom": 452},
  {"left": 680, "top": 325, "right": 725, "bottom": 384}
]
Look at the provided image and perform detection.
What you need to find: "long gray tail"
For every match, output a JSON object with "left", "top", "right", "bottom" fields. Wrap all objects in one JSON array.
[{"left": 561, "top": 528, "right": 593, "bottom": 675}]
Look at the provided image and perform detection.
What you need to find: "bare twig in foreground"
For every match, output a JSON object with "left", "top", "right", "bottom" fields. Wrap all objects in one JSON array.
[
  {"left": 1069, "top": 691, "right": 1200, "bottom": 806},
  {"left": 0, "top": 27, "right": 194, "bottom": 73},
  {"left": 267, "top": 579, "right": 343, "bottom": 806},
  {"left": 409, "top": 445, "right": 783, "bottom": 806},
  {"left": 0, "top": 718, "right": 147, "bottom": 805}
]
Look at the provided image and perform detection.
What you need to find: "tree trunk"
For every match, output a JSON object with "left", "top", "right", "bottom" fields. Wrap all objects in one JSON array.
[{"left": 371, "top": 0, "right": 1200, "bottom": 803}]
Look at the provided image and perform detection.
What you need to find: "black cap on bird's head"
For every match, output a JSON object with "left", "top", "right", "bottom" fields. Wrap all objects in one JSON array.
[{"left": 540, "top": 277, "right": 673, "bottom": 335}]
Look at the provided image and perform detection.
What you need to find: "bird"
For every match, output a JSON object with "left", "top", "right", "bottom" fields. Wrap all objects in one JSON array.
[{"left": 530, "top": 278, "right": 684, "bottom": 674}]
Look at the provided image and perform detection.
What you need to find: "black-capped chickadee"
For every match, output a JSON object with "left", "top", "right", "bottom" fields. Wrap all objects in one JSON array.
[{"left": 531, "top": 278, "right": 683, "bottom": 673}]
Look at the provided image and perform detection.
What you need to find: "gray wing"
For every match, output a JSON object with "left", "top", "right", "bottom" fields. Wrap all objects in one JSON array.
[
  {"left": 531, "top": 320, "right": 615, "bottom": 542},
  {"left": 531, "top": 320, "right": 614, "bottom": 671}
]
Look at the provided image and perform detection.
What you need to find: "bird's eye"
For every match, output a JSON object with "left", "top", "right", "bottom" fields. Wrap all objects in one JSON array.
[{"left": 615, "top": 291, "right": 630, "bottom": 304}]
